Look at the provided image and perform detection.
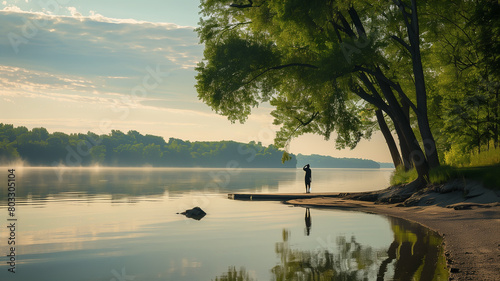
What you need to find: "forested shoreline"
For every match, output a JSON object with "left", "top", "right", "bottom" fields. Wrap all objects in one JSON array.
[
  {"left": 0, "top": 124, "right": 296, "bottom": 167},
  {"left": 0, "top": 124, "right": 383, "bottom": 168}
]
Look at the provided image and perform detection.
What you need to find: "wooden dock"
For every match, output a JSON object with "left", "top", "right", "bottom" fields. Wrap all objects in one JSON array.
[{"left": 228, "top": 192, "right": 341, "bottom": 201}]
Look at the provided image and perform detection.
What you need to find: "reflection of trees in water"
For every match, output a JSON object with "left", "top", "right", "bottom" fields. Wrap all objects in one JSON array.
[
  {"left": 213, "top": 217, "right": 448, "bottom": 281},
  {"left": 382, "top": 217, "right": 448, "bottom": 281},
  {"left": 213, "top": 266, "right": 255, "bottom": 281},
  {"left": 272, "top": 229, "right": 381, "bottom": 280}
]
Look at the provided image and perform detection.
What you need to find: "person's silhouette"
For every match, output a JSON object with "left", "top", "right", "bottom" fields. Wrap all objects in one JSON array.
[
  {"left": 305, "top": 208, "right": 312, "bottom": 236},
  {"left": 303, "top": 164, "right": 311, "bottom": 193}
]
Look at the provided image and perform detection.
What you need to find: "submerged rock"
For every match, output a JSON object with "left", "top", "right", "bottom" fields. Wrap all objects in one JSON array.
[{"left": 178, "top": 206, "right": 206, "bottom": 221}]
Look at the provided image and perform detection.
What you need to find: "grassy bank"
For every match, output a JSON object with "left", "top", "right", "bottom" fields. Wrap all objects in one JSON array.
[
  {"left": 391, "top": 147, "right": 500, "bottom": 190},
  {"left": 391, "top": 165, "right": 500, "bottom": 190},
  {"left": 391, "top": 148, "right": 500, "bottom": 190}
]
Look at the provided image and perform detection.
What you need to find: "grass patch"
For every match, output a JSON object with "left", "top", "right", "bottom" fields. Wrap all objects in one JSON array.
[
  {"left": 458, "top": 165, "right": 500, "bottom": 190},
  {"left": 429, "top": 165, "right": 459, "bottom": 184},
  {"left": 390, "top": 165, "right": 418, "bottom": 186},
  {"left": 391, "top": 164, "right": 500, "bottom": 190}
]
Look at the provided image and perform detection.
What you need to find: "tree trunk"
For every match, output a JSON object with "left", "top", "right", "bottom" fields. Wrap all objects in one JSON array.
[
  {"left": 495, "top": 88, "right": 499, "bottom": 148},
  {"left": 376, "top": 71, "right": 430, "bottom": 185},
  {"left": 399, "top": 94, "right": 413, "bottom": 170},
  {"left": 395, "top": 124, "right": 413, "bottom": 170},
  {"left": 407, "top": 0, "right": 440, "bottom": 168},
  {"left": 376, "top": 109, "right": 403, "bottom": 168}
]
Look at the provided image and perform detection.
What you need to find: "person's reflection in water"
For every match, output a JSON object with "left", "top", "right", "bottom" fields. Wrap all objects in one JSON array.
[{"left": 304, "top": 208, "right": 312, "bottom": 236}]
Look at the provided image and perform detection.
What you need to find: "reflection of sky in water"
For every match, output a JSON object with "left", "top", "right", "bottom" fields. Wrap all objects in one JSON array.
[
  {"left": 0, "top": 168, "right": 444, "bottom": 281},
  {"left": 1, "top": 167, "right": 394, "bottom": 204}
]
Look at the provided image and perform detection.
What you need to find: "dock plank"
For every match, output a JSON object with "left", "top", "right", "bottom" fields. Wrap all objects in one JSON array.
[{"left": 228, "top": 192, "right": 340, "bottom": 201}]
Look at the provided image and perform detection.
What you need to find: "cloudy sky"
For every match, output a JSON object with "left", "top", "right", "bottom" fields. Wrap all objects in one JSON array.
[{"left": 0, "top": 0, "right": 393, "bottom": 163}]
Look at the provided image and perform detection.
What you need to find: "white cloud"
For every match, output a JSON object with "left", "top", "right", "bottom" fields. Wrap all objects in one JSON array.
[
  {"left": 67, "top": 7, "right": 82, "bottom": 17},
  {"left": 0, "top": 65, "right": 216, "bottom": 119},
  {"left": 2, "top": 5, "right": 21, "bottom": 12},
  {"left": 0, "top": 8, "right": 204, "bottom": 103},
  {"left": 0, "top": 9, "right": 203, "bottom": 74}
]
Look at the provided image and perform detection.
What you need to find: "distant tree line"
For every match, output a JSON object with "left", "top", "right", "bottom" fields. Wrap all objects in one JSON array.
[
  {"left": 0, "top": 124, "right": 296, "bottom": 168},
  {"left": 296, "top": 154, "right": 380, "bottom": 169}
]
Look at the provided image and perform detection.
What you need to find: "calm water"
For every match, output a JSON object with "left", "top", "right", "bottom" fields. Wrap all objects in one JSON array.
[{"left": 0, "top": 167, "right": 447, "bottom": 280}]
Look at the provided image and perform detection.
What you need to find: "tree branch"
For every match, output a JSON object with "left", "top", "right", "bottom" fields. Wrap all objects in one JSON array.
[
  {"left": 244, "top": 63, "right": 318, "bottom": 85},
  {"left": 336, "top": 11, "right": 356, "bottom": 38},
  {"left": 357, "top": 73, "right": 391, "bottom": 114},
  {"left": 295, "top": 111, "right": 320, "bottom": 127},
  {"left": 353, "top": 85, "right": 390, "bottom": 115},
  {"left": 216, "top": 21, "right": 252, "bottom": 45},
  {"left": 230, "top": 0, "right": 257, "bottom": 8},
  {"left": 354, "top": 66, "right": 418, "bottom": 114},
  {"left": 348, "top": 7, "right": 366, "bottom": 38},
  {"left": 390, "top": 35, "right": 411, "bottom": 53},
  {"left": 283, "top": 111, "right": 320, "bottom": 148},
  {"left": 393, "top": 0, "right": 414, "bottom": 40}
]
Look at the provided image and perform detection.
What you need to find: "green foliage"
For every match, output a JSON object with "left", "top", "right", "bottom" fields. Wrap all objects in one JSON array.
[
  {"left": 296, "top": 154, "right": 380, "bottom": 168},
  {"left": 443, "top": 144, "right": 471, "bottom": 167},
  {"left": 0, "top": 123, "right": 296, "bottom": 168},
  {"left": 469, "top": 146, "right": 500, "bottom": 167},
  {"left": 445, "top": 143, "right": 500, "bottom": 167},
  {"left": 426, "top": 1, "right": 500, "bottom": 160},
  {"left": 196, "top": 0, "right": 387, "bottom": 155},
  {"left": 0, "top": 139, "right": 20, "bottom": 161},
  {"left": 390, "top": 165, "right": 418, "bottom": 186}
]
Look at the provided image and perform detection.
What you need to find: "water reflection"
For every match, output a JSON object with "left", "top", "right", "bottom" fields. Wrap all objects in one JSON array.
[
  {"left": 383, "top": 217, "right": 448, "bottom": 281},
  {"left": 305, "top": 208, "right": 312, "bottom": 236},
  {"left": 0, "top": 167, "right": 392, "bottom": 205},
  {"left": 0, "top": 168, "right": 291, "bottom": 204},
  {"left": 213, "top": 266, "right": 255, "bottom": 281},
  {"left": 214, "top": 215, "right": 448, "bottom": 281}
]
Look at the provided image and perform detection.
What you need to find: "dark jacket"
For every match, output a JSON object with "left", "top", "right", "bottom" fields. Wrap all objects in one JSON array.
[{"left": 303, "top": 165, "right": 311, "bottom": 183}]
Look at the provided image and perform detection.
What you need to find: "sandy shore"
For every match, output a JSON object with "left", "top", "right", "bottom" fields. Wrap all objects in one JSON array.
[{"left": 285, "top": 186, "right": 500, "bottom": 281}]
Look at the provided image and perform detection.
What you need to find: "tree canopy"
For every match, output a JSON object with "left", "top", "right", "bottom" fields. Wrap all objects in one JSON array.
[{"left": 195, "top": 0, "right": 500, "bottom": 186}]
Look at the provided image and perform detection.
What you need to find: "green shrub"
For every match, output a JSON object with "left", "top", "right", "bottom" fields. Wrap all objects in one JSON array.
[
  {"left": 469, "top": 146, "right": 500, "bottom": 167},
  {"left": 444, "top": 142, "right": 500, "bottom": 167},
  {"left": 444, "top": 144, "right": 470, "bottom": 167}
]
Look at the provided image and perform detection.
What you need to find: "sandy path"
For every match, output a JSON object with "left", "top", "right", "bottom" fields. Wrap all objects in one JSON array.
[{"left": 285, "top": 198, "right": 500, "bottom": 281}]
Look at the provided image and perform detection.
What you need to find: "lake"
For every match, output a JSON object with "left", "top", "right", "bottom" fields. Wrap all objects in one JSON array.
[{"left": 0, "top": 167, "right": 447, "bottom": 280}]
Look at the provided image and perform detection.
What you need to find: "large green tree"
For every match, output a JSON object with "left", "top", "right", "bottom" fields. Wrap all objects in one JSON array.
[
  {"left": 196, "top": 0, "right": 441, "bottom": 185},
  {"left": 424, "top": 0, "right": 500, "bottom": 162}
]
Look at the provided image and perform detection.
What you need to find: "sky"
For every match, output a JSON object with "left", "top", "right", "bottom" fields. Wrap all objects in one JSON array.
[{"left": 0, "top": 0, "right": 394, "bottom": 163}]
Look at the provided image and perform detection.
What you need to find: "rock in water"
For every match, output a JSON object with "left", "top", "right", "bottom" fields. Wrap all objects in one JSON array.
[{"left": 179, "top": 206, "right": 206, "bottom": 221}]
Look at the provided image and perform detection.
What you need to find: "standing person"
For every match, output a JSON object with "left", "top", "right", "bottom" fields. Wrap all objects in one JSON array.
[{"left": 303, "top": 164, "right": 311, "bottom": 193}]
